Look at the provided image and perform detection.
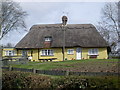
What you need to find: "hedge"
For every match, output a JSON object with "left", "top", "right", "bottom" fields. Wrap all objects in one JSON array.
[{"left": 2, "top": 70, "right": 120, "bottom": 89}]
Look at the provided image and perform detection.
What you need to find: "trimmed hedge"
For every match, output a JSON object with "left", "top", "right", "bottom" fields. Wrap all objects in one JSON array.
[{"left": 2, "top": 70, "right": 120, "bottom": 89}]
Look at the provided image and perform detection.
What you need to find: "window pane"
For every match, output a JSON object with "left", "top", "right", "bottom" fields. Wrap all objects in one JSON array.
[
  {"left": 88, "top": 49, "right": 91, "bottom": 55},
  {"left": 51, "top": 50, "right": 53, "bottom": 55},
  {"left": 88, "top": 49, "right": 98, "bottom": 55},
  {"left": 45, "top": 37, "right": 52, "bottom": 41},
  {"left": 95, "top": 49, "right": 98, "bottom": 55},
  {"left": 45, "top": 50, "right": 47, "bottom": 55},
  {"left": 68, "top": 49, "right": 74, "bottom": 54},
  {"left": 42, "top": 50, "right": 45, "bottom": 55},
  {"left": 5, "top": 51, "right": 8, "bottom": 56},
  {"left": 92, "top": 49, "right": 94, "bottom": 54},
  {"left": 22, "top": 50, "right": 27, "bottom": 56},
  {"left": 48, "top": 50, "right": 50, "bottom": 55},
  {"left": 9, "top": 51, "right": 12, "bottom": 56},
  {"left": 41, "top": 49, "right": 53, "bottom": 56}
]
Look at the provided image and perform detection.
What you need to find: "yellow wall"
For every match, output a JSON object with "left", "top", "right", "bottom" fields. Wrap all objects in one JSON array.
[
  {"left": 82, "top": 48, "right": 108, "bottom": 59},
  {"left": 17, "top": 50, "right": 22, "bottom": 56},
  {"left": 32, "top": 49, "right": 39, "bottom": 61},
  {"left": 2, "top": 47, "right": 108, "bottom": 61},
  {"left": 64, "top": 48, "right": 76, "bottom": 60},
  {"left": 38, "top": 47, "right": 108, "bottom": 61},
  {"left": 82, "top": 48, "right": 89, "bottom": 59},
  {"left": 39, "top": 48, "right": 76, "bottom": 61},
  {"left": 97, "top": 48, "right": 108, "bottom": 59}
]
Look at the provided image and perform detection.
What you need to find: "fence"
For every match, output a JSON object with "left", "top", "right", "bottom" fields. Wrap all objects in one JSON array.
[
  {"left": 2, "top": 57, "right": 29, "bottom": 66},
  {"left": 2, "top": 66, "right": 120, "bottom": 76}
]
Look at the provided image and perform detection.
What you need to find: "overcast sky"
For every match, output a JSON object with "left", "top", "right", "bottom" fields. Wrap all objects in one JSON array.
[{"left": 1, "top": 1, "right": 113, "bottom": 46}]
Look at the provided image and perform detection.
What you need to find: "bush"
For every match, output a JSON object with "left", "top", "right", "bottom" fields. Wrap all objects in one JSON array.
[
  {"left": 2, "top": 71, "right": 120, "bottom": 89},
  {"left": 2, "top": 70, "right": 52, "bottom": 89},
  {"left": 51, "top": 76, "right": 89, "bottom": 89},
  {"left": 24, "top": 75, "right": 51, "bottom": 88},
  {"left": 87, "top": 76, "right": 120, "bottom": 88},
  {"left": 51, "top": 76, "right": 120, "bottom": 89}
]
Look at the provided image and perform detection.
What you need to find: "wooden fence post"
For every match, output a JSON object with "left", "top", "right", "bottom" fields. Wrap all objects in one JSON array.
[
  {"left": 33, "top": 68, "right": 36, "bottom": 74},
  {"left": 9, "top": 66, "right": 12, "bottom": 71}
]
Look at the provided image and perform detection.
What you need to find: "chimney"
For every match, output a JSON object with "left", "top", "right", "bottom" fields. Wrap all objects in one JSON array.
[{"left": 62, "top": 16, "right": 68, "bottom": 26}]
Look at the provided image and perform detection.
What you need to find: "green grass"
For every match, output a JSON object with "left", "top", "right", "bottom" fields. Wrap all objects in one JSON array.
[{"left": 9, "top": 59, "right": 119, "bottom": 72}]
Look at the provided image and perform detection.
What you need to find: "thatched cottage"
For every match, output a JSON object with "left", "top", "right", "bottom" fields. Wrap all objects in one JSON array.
[{"left": 2, "top": 16, "right": 109, "bottom": 61}]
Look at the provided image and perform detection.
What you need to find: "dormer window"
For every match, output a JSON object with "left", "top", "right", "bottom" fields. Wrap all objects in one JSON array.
[{"left": 45, "top": 37, "right": 52, "bottom": 41}]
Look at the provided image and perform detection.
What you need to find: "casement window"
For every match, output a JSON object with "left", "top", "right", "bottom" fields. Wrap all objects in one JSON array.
[
  {"left": 22, "top": 50, "right": 28, "bottom": 57},
  {"left": 5, "top": 50, "right": 15, "bottom": 56},
  {"left": 41, "top": 49, "right": 54, "bottom": 56},
  {"left": 45, "top": 37, "right": 52, "bottom": 41},
  {"left": 67, "top": 49, "right": 74, "bottom": 54},
  {"left": 88, "top": 49, "right": 98, "bottom": 55}
]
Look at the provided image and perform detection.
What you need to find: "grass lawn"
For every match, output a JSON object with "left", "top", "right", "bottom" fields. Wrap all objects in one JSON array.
[{"left": 9, "top": 59, "right": 119, "bottom": 72}]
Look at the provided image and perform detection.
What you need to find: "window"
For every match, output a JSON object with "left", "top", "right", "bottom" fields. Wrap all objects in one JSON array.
[
  {"left": 67, "top": 49, "right": 74, "bottom": 54},
  {"left": 41, "top": 49, "right": 54, "bottom": 56},
  {"left": 88, "top": 49, "right": 98, "bottom": 55},
  {"left": 22, "top": 50, "right": 28, "bottom": 57},
  {"left": 45, "top": 37, "right": 52, "bottom": 41},
  {"left": 5, "top": 50, "right": 15, "bottom": 56}
]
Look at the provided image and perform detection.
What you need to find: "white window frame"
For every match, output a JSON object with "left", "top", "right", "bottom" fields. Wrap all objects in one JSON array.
[
  {"left": 67, "top": 49, "right": 74, "bottom": 55},
  {"left": 88, "top": 49, "right": 98, "bottom": 55},
  {"left": 41, "top": 49, "right": 54, "bottom": 56},
  {"left": 5, "top": 50, "right": 15, "bottom": 56},
  {"left": 45, "top": 37, "right": 52, "bottom": 41}
]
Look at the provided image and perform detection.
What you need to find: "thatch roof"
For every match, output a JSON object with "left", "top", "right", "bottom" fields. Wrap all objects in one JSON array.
[{"left": 15, "top": 24, "right": 109, "bottom": 49}]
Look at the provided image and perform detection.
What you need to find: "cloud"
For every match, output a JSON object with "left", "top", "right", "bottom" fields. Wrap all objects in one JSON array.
[
  {"left": 20, "top": 2, "right": 70, "bottom": 28},
  {"left": 1, "top": 2, "right": 106, "bottom": 45},
  {"left": 13, "top": 0, "right": 119, "bottom": 2}
]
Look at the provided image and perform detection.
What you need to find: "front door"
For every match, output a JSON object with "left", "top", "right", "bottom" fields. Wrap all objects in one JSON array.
[{"left": 76, "top": 48, "right": 82, "bottom": 60}]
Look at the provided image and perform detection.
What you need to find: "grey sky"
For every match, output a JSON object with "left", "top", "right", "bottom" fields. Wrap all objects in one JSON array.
[{"left": 2, "top": 2, "right": 106, "bottom": 46}]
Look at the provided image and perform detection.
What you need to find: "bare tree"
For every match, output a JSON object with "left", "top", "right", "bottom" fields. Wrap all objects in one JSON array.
[
  {"left": 4, "top": 43, "right": 14, "bottom": 47},
  {"left": 0, "top": 0, "right": 27, "bottom": 40},
  {"left": 0, "top": 0, "right": 27, "bottom": 60},
  {"left": 97, "top": 2, "right": 119, "bottom": 51}
]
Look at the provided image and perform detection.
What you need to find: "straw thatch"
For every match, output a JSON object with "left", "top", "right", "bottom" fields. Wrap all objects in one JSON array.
[{"left": 15, "top": 24, "right": 108, "bottom": 48}]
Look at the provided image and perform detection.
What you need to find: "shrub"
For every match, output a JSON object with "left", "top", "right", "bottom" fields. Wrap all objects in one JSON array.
[
  {"left": 51, "top": 76, "right": 89, "bottom": 89},
  {"left": 87, "top": 76, "right": 120, "bottom": 89},
  {"left": 2, "top": 70, "right": 52, "bottom": 89},
  {"left": 24, "top": 75, "right": 51, "bottom": 88},
  {"left": 2, "top": 71, "right": 120, "bottom": 89},
  {"left": 51, "top": 76, "right": 120, "bottom": 89}
]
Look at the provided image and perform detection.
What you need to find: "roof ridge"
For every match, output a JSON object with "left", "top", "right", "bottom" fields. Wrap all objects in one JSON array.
[{"left": 33, "top": 23, "right": 93, "bottom": 25}]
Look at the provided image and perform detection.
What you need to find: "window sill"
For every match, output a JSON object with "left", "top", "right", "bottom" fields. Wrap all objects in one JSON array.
[
  {"left": 68, "top": 54, "right": 74, "bottom": 55},
  {"left": 4, "top": 55, "right": 16, "bottom": 57},
  {"left": 88, "top": 54, "right": 99, "bottom": 56},
  {"left": 41, "top": 55, "right": 54, "bottom": 56}
]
